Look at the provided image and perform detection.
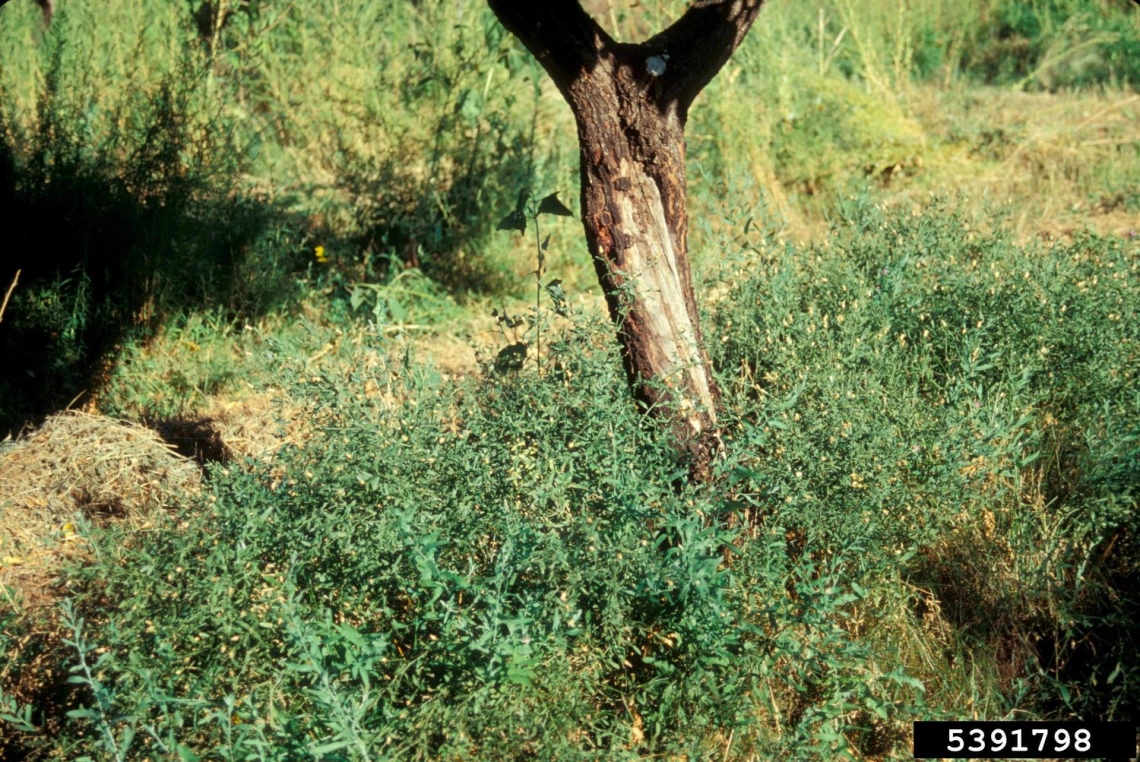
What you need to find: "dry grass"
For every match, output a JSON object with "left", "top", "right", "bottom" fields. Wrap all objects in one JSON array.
[
  {"left": 0, "top": 411, "right": 200, "bottom": 609},
  {"left": 894, "top": 86, "right": 1140, "bottom": 240},
  {"left": 157, "top": 389, "right": 304, "bottom": 465},
  {"left": 688, "top": 84, "right": 1140, "bottom": 252}
]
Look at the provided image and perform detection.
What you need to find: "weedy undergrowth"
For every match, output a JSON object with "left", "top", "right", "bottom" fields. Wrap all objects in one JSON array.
[
  {"left": 33, "top": 307, "right": 924, "bottom": 760},
  {"left": 4, "top": 201, "right": 1136, "bottom": 761},
  {"left": 708, "top": 196, "right": 1140, "bottom": 722}
]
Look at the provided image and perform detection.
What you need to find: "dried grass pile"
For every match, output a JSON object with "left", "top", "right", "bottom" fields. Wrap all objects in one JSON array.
[
  {"left": 150, "top": 389, "right": 307, "bottom": 466},
  {"left": 200, "top": 390, "right": 300, "bottom": 462},
  {"left": 0, "top": 411, "right": 204, "bottom": 750},
  {"left": 0, "top": 410, "right": 200, "bottom": 572}
]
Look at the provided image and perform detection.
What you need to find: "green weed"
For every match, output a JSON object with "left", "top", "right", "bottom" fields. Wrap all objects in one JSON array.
[
  {"left": 3, "top": 202, "right": 1129, "bottom": 759},
  {"left": 0, "top": 0, "right": 1138, "bottom": 758},
  {"left": 708, "top": 197, "right": 1139, "bottom": 721}
]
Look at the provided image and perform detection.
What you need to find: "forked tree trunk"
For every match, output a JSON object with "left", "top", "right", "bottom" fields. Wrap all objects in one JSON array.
[{"left": 487, "top": 1, "right": 765, "bottom": 479}]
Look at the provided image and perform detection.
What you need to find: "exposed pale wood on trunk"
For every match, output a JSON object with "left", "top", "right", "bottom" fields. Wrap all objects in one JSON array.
[{"left": 487, "top": 0, "right": 765, "bottom": 478}]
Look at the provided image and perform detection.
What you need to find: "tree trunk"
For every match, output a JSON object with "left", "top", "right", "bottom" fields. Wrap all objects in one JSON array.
[
  {"left": 487, "top": 1, "right": 765, "bottom": 478},
  {"left": 570, "top": 52, "right": 720, "bottom": 474},
  {"left": 34, "top": 0, "right": 55, "bottom": 26}
]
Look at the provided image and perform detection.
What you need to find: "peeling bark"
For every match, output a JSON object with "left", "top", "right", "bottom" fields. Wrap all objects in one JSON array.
[{"left": 487, "top": 0, "right": 765, "bottom": 479}]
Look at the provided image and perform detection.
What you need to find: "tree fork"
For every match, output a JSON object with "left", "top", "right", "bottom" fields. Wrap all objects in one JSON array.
[{"left": 487, "top": 0, "right": 765, "bottom": 479}]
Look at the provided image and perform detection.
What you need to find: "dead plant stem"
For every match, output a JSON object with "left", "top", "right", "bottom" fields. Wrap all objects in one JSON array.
[{"left": 0, "top": 270, "right": 20, "bottom": 325}]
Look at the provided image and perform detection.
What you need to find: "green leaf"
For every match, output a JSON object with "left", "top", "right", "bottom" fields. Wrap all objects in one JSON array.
[
  {"left": 515, "top": 188, "right": 530, "bottom": 214},
  {"left": 506, "top": 671, "right": 533, "bottom": 686},
  {"left": 0, "top": 713, "right": 37, "bottom": 732},
  {"left": 545, "top": 279, "right": 568, "bottom": 316},
  {"left": 176, "top": 743, "right": 202, "bottom": 762},
  {"left": 886, "top": 666, "right": 925, "bottom": 691},
  {"left": 349, "top": 285, "right": 367, "bottom": 311},
  {"left": 494, "top": 343, "right": 528, "bottom": 373},
  {"left": 388, "top": 295, "right": 408, "bottom": 323},
  {"left": 497, "top": 210, "right": 527, "bottom": 234},
  {"left": 537, "top": 193, "right": 573, "bottom": 217},
  {"left": 245, "top": 135, "right": 262, "bottom": 161},
  {"left": 310, "top": 740, "right": 352, "bottom": 755},
  {"left": 458, "top": 88, "right": 482, "bottom": 123},
  {"left": 338, "top": 624, "right": 367, "bottom": 649},
  {"left": 120, "top": 726, "right": 136, "bottom": 756}
]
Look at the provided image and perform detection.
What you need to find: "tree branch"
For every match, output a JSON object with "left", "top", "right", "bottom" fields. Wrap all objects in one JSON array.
[
  {"left": 486, "top": 0, "right": 614, "bottom": 93},
  {"left": 643, "top": 0, "right": 766, "bottom": 118}
]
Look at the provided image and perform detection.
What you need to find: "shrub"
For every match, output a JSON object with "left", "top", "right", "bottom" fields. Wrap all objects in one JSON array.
[
  {"left": 708, "top": 198, "right": 1140, "bottom": 719},
  {"left": 23, "top": 309, "right": 922, "bottom": 760},
  {"left": 6, "top": 200, "right": 1135, "bottom": 759}
]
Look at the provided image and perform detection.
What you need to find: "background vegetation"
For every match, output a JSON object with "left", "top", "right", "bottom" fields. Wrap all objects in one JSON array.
[{"left": 1, "top": 0, "right": 1137, "bottom": 759}]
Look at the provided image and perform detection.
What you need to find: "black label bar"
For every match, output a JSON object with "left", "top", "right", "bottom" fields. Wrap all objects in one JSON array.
[{"left": 913, "top": 721, "right": 1137, "bottom": 759}]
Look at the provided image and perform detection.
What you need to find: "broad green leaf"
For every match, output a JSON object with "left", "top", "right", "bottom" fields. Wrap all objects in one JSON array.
[
  {"left": 497, "top": 210, "right": 527, "bottom": 234},
  {"left": 338, "top": 624, "right": 366, "bottom": 648},
  {"left": 537, "top": 192, "right": 573, "bottom": 217},
  {"left": 494, "top": 343, "right": 527, "bottom": 373},
  {"left": 350, "top": 286, "right": 367, "bottom": 311},
  {"left": 388, "top": 295, "right": 408, "bottom": 323},
  {"left": 245, "top": 135, "right": 262, "bottom": 161},
  {"left": 458, "top": 88, "right": 482, "bottom": 124}
]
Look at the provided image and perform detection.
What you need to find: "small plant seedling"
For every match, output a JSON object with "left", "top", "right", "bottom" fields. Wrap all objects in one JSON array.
[{"left": 497, "top": 188, "right": 574, "bottom": 372}]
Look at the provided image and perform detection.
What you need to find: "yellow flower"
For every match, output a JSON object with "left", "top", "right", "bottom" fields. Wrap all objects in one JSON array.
[{"left": 314, "top": 245, "right": 328, "bottom": 264}]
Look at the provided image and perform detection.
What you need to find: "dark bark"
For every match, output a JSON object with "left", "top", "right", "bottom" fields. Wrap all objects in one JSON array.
[{"left": 488, "top": 0, "right": 764, "bottom": 479}]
